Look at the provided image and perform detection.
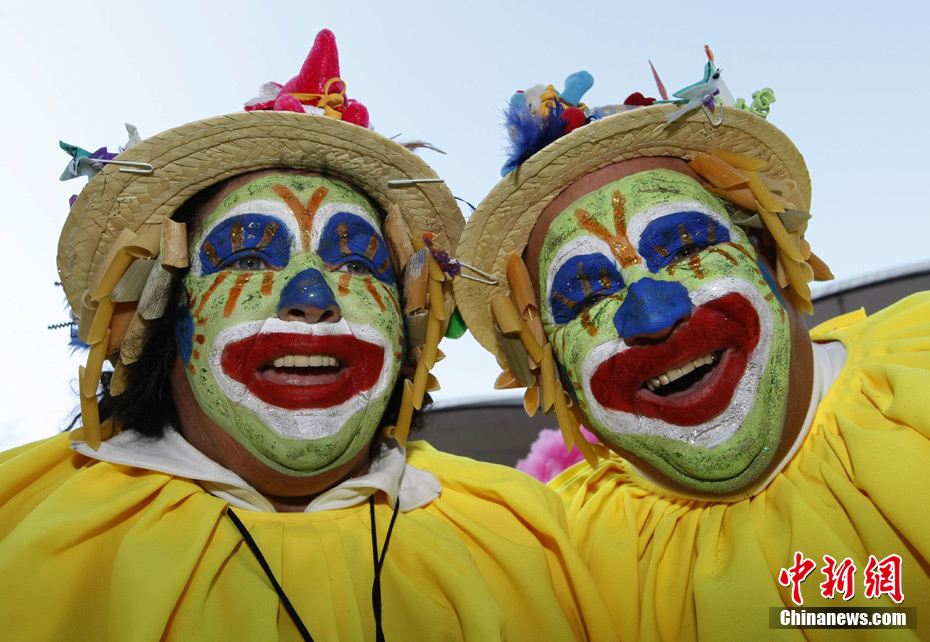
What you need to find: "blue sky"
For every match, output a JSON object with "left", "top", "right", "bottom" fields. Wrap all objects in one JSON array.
[{"left": 1, "top": 0, "right": 928, "bottom": 449}]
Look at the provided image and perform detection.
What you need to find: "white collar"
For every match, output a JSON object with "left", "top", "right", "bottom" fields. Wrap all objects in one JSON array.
[{"left": 71, "top": 429, "right": 441, "bottom": 514}]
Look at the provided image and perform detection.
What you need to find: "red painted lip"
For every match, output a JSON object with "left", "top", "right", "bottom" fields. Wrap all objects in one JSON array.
[
  {"left": 589, "top": 293, "right": 760, "bottom": 426},
  {"left": 220, "top": 333, "right": 384, "bottom": 410}
]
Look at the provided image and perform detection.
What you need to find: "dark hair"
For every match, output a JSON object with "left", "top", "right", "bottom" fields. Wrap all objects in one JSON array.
[{"left": 81, "top": 174, "right": 424, "bottom": 440}]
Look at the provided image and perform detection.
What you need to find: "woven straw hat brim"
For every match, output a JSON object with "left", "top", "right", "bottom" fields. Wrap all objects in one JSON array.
[
  {"left": 58, "top": 110, "right": 463, "bottom": 313},
  {"left": 454, "top": 103, "right": 809, "bottom": 356}
]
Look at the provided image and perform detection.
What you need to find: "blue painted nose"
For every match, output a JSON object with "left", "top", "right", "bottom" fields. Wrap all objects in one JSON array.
[
  {"left": 277, "top": 268, "right": 341, "bottom": 323},
  {"left": 613, "top": 278, "right": 691, "bottom": 342}
]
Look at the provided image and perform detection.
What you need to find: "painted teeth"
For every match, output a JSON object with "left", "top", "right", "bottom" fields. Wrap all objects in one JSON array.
[
  {"left": 645, "top": 352, "right": 717, "bottom": 392},
  {"left": 272, "top": 354, "right": 340, "bottom": 368}
]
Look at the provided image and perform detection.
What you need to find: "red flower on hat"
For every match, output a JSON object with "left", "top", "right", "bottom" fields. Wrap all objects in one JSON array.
[{"left": 244, "top": 29, "right": 370, "bottom": 127}]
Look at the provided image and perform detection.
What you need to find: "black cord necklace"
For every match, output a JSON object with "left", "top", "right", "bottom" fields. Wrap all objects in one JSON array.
[{"left": 227, "top": 494, "right": 401, "bottom": 642}]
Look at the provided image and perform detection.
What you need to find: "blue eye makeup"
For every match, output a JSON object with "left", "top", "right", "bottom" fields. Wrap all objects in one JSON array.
[
  {"left": 317, "top": 211, "right": 395, "bottom": 285},
  {"left": 199, "top": 214, "right": 292, "bottom": 274},
  {"left": 549, "top": 253, "right": 623, "bottom": 324},
  {"left": 638, "top": 211, "right": 730, "bottom": 272}
]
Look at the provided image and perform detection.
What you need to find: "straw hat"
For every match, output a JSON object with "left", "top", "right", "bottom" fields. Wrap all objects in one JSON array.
[
  {"left": 454, "top": 102, "right": 810, "bottom": 356},
  {"left": 58, "top": 110, "right": 462, "bottom": 316},
  {"left": 59, "top": 108, "right": 462, "bottom": 448}
]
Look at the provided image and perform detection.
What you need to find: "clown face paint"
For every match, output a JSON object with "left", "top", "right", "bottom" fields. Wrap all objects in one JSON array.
[
  {"left": 178, "top": 173, "right": 403, "bottom": 476},
  {"left": 536, "top": 169, "right": 796, "bottom": 494}
]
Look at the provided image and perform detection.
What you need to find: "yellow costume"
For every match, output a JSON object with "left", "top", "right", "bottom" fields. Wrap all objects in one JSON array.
[
  {"left": 553, "top": 292, "right": 930, "bottom": 641},
  {"left": 0, "top": 437, "right": 617, "bottom": 642}
]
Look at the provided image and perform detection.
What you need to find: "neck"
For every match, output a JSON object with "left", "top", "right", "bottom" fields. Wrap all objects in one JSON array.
[{"left": 262, "top": 453, "right": 371, "bottom": 512}]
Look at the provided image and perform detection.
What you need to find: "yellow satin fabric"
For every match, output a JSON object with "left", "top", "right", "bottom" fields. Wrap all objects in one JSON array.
[
  {"left": 0, "top": 439, "right": 617, "bottom": 641},
  {"left": 553, "top": 292, "right": 930, "bottom": 641}
]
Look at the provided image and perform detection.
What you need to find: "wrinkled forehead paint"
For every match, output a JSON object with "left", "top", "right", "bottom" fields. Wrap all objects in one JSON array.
[
  {"left": 193, "top": 173, "right": 380, "bottom": 244},
  {"left": 541, "top": 169, "right": 732, "bottom": 254}
]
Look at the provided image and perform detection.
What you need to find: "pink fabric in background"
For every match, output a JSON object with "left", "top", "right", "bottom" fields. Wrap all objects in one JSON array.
[{"left": 516, "top": 426, "right": 600, "bottom": 482}]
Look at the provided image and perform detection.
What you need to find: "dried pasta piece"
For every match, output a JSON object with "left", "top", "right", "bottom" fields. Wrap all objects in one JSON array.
[
  {"left": 552, "top": 385, "right": 576, "bottom": 452},
  {"left": 86, "top": 296, "right": 116, "bottom": 345},
  {"left": 496, "top": 329, "right": 535, "bottom": 387},
  {"left": 125, "top": 225, "right": 162, "bottom": 258},
  {"left": 494, "top": 369, "right": 522, "bottom": 390},
  {"left": 110, "top": 359, "right": 131, "bottom": 397},
  {"left": 689, "top": 155, "right": 749, "bottom": 189},
  {"left": 799, "top": 236, "right": 812, "bottom": 261},
  {"left": 110, "top": 258, "right": 156, "bottom": 302},
  {"left": 711, "top": 149, "right": 766, "bottom": 171},
  {"left": 402, "top": 249, "right": 429, "bottom": 314},
  {"left": 490, "top": 297, "right": 523, "bottom": 335},
  {"left": 411, "top": 361, "right": 430, "bottom": 410},
  {"left": 506, "top": 255, "right": 537, "bottom": 317},
  {"left": 77, "top": 291, "right": 99, "bottom": 344},
  {"left": 89, "top": 228, "right": 137, "bottom": 301},
  {"left": 82, "top": 330, "right": 110, "bottom": 398},
  {"left": 746, "top": 172, "right": 784, "bottom": 214},
  {"left": 524, "top": 385, "right": 540, "bottom": 417},
  {"left": 107, "top": 302, "right": 138, "bottom": 356},
  {"left": 120, "top": 312, "right": 150, "bottom": 365},
  {"left": 383, "top": 204, "right": 415, "bottom": 275},
  {"left": 757, "top": 205, "right": 804, "bottom": 262},
  {"left": 540, "top": 344, "right": 557, "bottom": 413},
  {"left": 517, "top": 318, "right": 544, "bottom": 364},
  {"left": 776, "top": 258, "right": 789, "bottom": 289},
  {"left": 138, "top": 263, "right": 176, "bottom": 320},
  {"left": 161, "top": 219, "right": 189, "bottom": 268},
  {"left": 808, "top": 252, "right": 834, "bottom": 281},
  {"left": 386, "top": 379, "right": 415, "bottom": 446},
  {"left": 421, "top": 306, "right": 443, "bottom": 369},
  {"left": 425, "top": 248, "right": 445, "bottom": 282},
  {"left": 428, "top": 277, "right": 446, "bottom": 321},
  {"left": 706, "top": 185, "right": 757, "bottom": 212},
  {"left": 78, "top": 366, "right": 102, "bottom": 450},
  {"left": 404, "top": 310, "right": 429, "bottom": 347}
]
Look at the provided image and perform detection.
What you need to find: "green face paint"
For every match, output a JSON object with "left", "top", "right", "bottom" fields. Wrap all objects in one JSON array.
[
  {"left": 537, "top": 169, "right": 794, "bottom": 494},
  {"left": 177, "top": 173, "right": 403, "bottom": 476}
]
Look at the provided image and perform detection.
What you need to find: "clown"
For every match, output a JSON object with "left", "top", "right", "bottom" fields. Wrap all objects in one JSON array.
[
  {"left": 455, "top": 56, "right": 930, "bottom": 639},
  {"left": 0, "top": 31, "right": 616, "bottom": 642}
]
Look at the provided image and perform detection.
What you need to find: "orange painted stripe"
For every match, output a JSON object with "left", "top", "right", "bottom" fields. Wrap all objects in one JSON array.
[
  {"left": 203, "top": 242, "right": 221, "bottom": 268},
  {"left": 364, "top": 234, "right": 380, "bottom": 261},
  {"left": 364, "top": 278, "right": 386, "bottom": 311},
  {"left": 256, "top": 221, "right": 279, "bottom": 250},
  {"left": 223, "top": 273, "right": 253, "bottom": 317},
  {"left": 306, "top": 186, "right": 328, "bottom": 215},
  {"left": 231, "top": 221, "right": 244, "bottom": 253},
  {"left": 384, "top": 288, "right": 401, "bottom": 315},
  {"left": 193, "top": 271, "right": 231, "bottom": 317},
  {"left": 261, "top": 271, "right": 275, "bottom": 296},
  {"left": 338, "top": 273, "right": 351, "bottom": 296}
]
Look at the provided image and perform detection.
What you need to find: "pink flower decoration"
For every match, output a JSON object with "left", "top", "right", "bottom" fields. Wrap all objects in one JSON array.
[{"left": 516, "top": 426, "right": 600, "bottom": 482}]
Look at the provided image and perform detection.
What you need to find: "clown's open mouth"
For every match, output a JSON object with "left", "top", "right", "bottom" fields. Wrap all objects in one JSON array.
[
  {"left": 590, "top": 293, "right": 760, "bottom": 426},
  {"left": 643, "top": 350, "right": 722, "bottom": 395},
  {"left": 260, "top": 354, "right": 343, "bottom": 386},
  {"left": 220, "top": 333, "right": 384, "bottom": 410}
]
